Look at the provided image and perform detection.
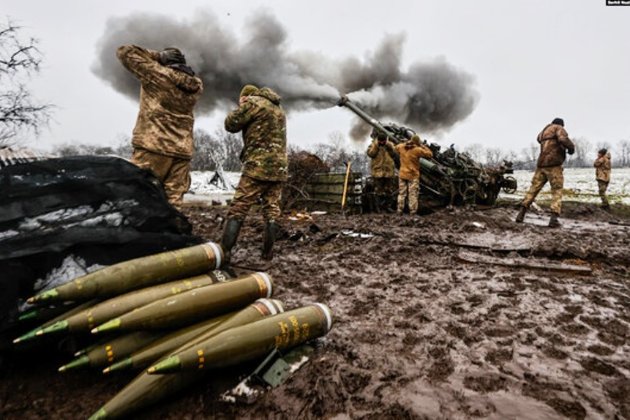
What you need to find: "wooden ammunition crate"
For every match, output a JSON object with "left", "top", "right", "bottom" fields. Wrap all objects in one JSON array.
[{"left": 302, "top": 172, "right": 364, "bottom": 211}]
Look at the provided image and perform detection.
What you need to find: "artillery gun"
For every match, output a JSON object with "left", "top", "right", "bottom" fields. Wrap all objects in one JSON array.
[{"left": 337, "top": 96, "right": 516, "bottom": 208}]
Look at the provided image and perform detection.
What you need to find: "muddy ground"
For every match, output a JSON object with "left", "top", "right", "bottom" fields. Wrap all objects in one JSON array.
[{"left": 1, "top": 201, "right": 629, "bottom": 419}]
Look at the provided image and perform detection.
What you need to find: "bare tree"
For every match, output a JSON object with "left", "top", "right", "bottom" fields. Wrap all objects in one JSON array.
[
  {"left": 190, "top": 129, "right": 215, "bottom": 170},
  {"left": 219, "top": 130, "right": 243, "bottom": 172},
  {"left": 111, "top": 134, "right": 132, "bottom": 159},
  {"left": 484, "top": 147, "right": 506, "bottom": 166},
  {"left": 190, "top": 128, "right": 242, "bottom": 172},
  {"left": 0, "top": 19, "right": 52, "bottom": 147},
  {"left": 596, "top": 141, "right": 611, "bottom": 152},
  {"left": 617, "top": 139, "right": 630, "bottom": 167},
  {"left": 311, "top": 131, "right": 352, "bottom": 170},
  {"left": 567, "top": 136, "right": 591, "bottom": 167},
  {"left": 348, "top": 150, "right": 370, "bottom": 175},
  {"left": 516, "top": 143, "right": 538, "bottom": 170},
  {"left": 463, "top": 143, "right": 484, "bottom": 163}
]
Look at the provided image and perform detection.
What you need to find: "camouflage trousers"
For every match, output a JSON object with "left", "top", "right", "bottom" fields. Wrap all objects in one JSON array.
[
  {"left": 131, "top": 148, "right": 190, "bottom": 208},
  {"left": 373, "top": 177, "right": 397, "bottom": 196},
  {"left": 228, "top": 175, "right": 283, "bottom": 221},
  {"left": 398, "top": 177, "right": 420, "bottom": 214},
  {"left": 521, "top": 166, "right": 564, "bottom": 214},
  {"left": 597, "top": 180, "right": 609, "bottom": 207}
]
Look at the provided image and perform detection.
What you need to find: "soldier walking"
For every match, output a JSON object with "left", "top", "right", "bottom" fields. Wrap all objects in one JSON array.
[
  {"left": 117, "top": 45, "right": 203, "bottom": 207},
  {"left": 221, "top": 84, "right": 288, "bottom": 263},
  {"left": 394, "top": 135, "right": 433, "bottom": 215},
  {"left": 366, "top": 131, "right": 398, "bottom": 212},
  {"left": 515, "top": 118, "right": 575, "bottom": 227},
  {"left": 594, "top": 148, "right": 612, "bottom": 210}
]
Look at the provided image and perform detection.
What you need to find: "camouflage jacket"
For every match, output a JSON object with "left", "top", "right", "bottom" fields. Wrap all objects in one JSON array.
[
  {"left": 536, "top": 123, "right": 575, "bottom": 168},
  {"left": 117, "top": 45, "right": 203, "bottom": 160},
  {"left": 395, "top": 141, "right": 433, "bottom": 181},
  {"left": 224, "top": 87, "right": 288, "bottom": 182},
  {"left": 367, "top": 139, "right": 397, "bottom": 178},
  {"left": 594, "top": 152, "right": 611, "bottom": 182}
]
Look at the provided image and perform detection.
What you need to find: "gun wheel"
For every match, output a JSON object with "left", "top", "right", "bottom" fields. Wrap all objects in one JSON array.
[{"left": 502, "top": 176, "right": 517, "bottom": 194}]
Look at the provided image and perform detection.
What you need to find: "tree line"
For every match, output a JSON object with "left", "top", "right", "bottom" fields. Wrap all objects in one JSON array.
[
  {"left": 48, "top": 129, "right": 372, "bottom": 174},
  {"left": 463, "top": 137, "right": 630, "bottom": 169},
  {"left": 49, "top": 128, "right": 629, "bottom": 175}
]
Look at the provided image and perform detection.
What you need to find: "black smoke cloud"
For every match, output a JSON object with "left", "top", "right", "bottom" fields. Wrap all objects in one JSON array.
[{"left": 93, "top": 10, "right": 478, "bottom": 139}]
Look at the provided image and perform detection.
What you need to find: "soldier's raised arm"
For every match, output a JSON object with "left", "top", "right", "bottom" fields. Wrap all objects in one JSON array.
[
  {"left": 224, "top": 100, "right": 255, "bottom": 133},
  {"left": 418, "top": 144, "right": 433, "bottom": 159},
  {"left": 116, "top": 45, "right": 163, "bottom": 82}
]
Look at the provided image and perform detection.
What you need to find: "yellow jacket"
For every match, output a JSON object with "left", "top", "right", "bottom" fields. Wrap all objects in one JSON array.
[{"left": 395, "top": 141, "right": 433, "bottom": 181}]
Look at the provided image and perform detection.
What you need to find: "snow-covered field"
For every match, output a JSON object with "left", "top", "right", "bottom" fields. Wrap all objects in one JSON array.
[
  {"left": 503, "top": 167, "right": 630, "bottom": 205},
  {"left": 184, "top": 171, "right": 240, "bottom": 204},
  {"left": 185, "top": 168, "right": 630, "bottom": 206}
]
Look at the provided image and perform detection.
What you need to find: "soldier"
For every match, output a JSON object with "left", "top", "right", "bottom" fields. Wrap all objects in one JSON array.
[
  {"left": 515, "top": 118, "right": 575, "bottom": 227},
  {"left": 394, "top": 135, "right": 433, "bottom": 215},
  {"left": 117, "top": 45, "right": 203, "bottom": 208},
  {"left": 594, "top": 148, "right": 612, "bottom": 210},
  {"left": 221, "top": 84, "right": 288, "bottom": 263},
  {"left": 366, "top": 131, "right": 398, "bottom": 212}
]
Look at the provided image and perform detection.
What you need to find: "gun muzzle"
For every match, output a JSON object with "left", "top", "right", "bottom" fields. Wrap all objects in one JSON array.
[{"left": 336, "top": 95, "right": 350, "bottom": 107}]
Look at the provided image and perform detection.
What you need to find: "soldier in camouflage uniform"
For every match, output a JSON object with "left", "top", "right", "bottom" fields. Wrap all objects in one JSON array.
[
  {"left": 394, "top": 135, "right": 433, "bottom": 214},
  {"left": 367, "top": 131, "right": 398, "bottom": 212},
  {"left": 117, "top": 45, "right": 203, "bottom": 208},
  {"left": 594, "top": 148, "right": 612, "bottom": 209},
  {"left": 221, "top": 84, "right": 288, "bottom": 262},
  {"left": 516, "top": 118, "right": 575, "bottom": 227}
]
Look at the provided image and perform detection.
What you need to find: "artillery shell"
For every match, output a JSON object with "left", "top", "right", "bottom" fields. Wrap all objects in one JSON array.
[
  {"left": 18, "top": 302, "right": 76, "bottom": 322},
  {"left": 148, "top": 304, "right": 332, "bottom": 374},
  {"left": 92, "top": 272, "right": 273, "bottom": 334},
  {"left": 37, "top": 270, "right": 231, "bottom": 337},
  {"left": 58, "top": 331, "right": 164, "bottom": 372},
  {"left": 27, "top": 242, "right": 224, "bottom": 304},
  {"left": 13, "top": 299, "right": 99, "bottom": 344},
  {"left": 104, "top": 298, "right": 283, "bottom": 373},
  {"left": 89, "top": 299, "right": 284, "bottom": 419}
]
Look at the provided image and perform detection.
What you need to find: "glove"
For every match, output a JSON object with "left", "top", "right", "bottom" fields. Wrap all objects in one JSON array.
[{"left": 158, "top": 48, "right": 185, "bottom": 66}]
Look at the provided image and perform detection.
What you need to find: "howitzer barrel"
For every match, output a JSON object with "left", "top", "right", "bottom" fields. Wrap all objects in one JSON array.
[
  {"left": 420, "top": 158, "right": 449, "bottom": 176},
  {"left": 337, "top": 96, "right": 392, "bottom": 138}
]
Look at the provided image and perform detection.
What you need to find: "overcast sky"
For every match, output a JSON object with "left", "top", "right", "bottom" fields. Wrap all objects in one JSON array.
[{"left": 4, "top": 0, "right": 630, "bottom": 154}]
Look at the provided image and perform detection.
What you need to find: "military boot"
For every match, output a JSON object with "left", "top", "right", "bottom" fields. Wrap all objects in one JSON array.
[
  {"left": 548, "top": 213, "right": 561, "bottom": 228},
  {"left": 221, "top": 218, "right": 243, "bottom": 266},
  {"left": 515, "top": 206, "right": 527, "bottom": 223},
  {"left": 262, "top": 220, "right": 279, "bottom": 261}
]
